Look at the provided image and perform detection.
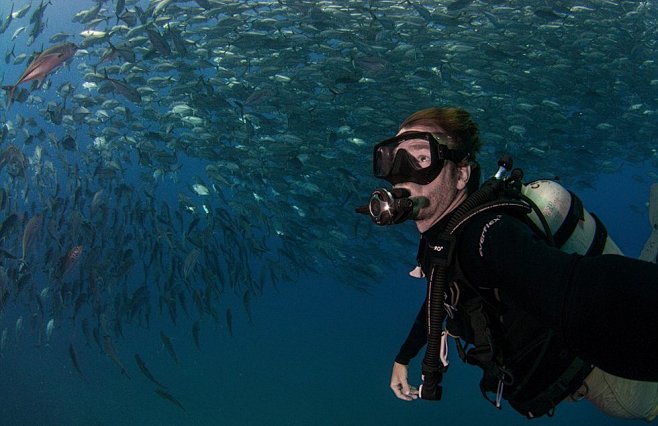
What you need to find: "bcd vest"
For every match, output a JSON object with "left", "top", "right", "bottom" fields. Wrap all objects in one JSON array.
[{"left": 416, "top": 179, "right": 613, "bottom": 418}]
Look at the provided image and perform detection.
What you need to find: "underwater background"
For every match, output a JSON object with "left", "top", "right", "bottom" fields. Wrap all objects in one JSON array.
[{"left": 0, "top": 1, "right": 656, "bottom": 425}]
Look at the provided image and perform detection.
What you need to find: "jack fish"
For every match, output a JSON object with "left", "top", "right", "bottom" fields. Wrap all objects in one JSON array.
[
  {"left": 135, "top": 353, "right": 167, "bottom": 388},
  {"left": 102, "top": 71, "right": 142, "bottom": 103},
  {"left": 155, "top": 389, "right": 185, "bottom": 412},
  {"left": 21, "top": 212, "right": 43, "bottom": 263},
  {"left": 159, "top": 331, "right": 179, "bottom": 364},
  {"left": 3, "top": 42, "right": 77, "bottom": 108},
  {"left": 59, "top": 245, "right": 83, "bottom": 278},
  {"left": 46, "top": 318, "right": 54, "bottom": 342},
  {"left": 68, "top": 343, "right": 86, "bottom": 380},
  {"left": 103, "top": 335, "right": 131, "bottom": 379}
]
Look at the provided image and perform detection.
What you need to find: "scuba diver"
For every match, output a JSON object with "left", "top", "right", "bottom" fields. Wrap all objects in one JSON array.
[{"left": 358, "top": 107, "right": 658, "bottom": 421}]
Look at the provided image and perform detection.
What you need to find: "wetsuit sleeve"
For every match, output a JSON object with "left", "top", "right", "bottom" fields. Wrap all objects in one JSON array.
[
  {"left": 394, "top": 302, "right": 427, "bottom": 365},
  {"left": 458, "top": 212, "right": 658, "bottom": 381}
]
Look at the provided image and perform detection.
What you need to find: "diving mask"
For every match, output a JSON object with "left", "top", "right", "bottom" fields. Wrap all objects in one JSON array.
[{"left": 373, "top": 131, "right": 469, "bottom": 185}]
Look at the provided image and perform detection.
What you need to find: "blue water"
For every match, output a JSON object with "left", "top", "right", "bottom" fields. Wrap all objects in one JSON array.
[{"left": 0, "top": 1, "right": 656, "bottom": 425}]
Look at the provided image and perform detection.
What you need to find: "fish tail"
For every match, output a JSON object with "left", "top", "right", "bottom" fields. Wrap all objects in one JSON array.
[
  {"left": 18, "top": 258, "right": 28, "bottom": 272},
  {"left": 121, "top": 366, "right": 132, "bottom": 380}
]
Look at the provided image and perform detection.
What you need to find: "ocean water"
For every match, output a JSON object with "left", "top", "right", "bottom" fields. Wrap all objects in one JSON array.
[{"left": 0, "top": 1, "right": 656, "bottom": 425}]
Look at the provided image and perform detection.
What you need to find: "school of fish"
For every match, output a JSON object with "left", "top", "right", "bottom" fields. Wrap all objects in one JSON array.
[{"left": 0, "top": 0, "right": 656, "bottom": 415}]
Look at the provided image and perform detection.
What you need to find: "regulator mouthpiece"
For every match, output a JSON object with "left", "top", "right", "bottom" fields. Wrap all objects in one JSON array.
[{"left": 368, "top": 187, "right": 415, "bottom": 225}]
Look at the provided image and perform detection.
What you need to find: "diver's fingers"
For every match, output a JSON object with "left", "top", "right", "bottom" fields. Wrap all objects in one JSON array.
[
  {"left": 390, "top": 381, "right": 419, "bottom": 401},
  {"left": 391, "top": 382, "right": 414, "bottom": 401},
  {"left": 390, "top": 362, "right": 418, "bottom": 401}
]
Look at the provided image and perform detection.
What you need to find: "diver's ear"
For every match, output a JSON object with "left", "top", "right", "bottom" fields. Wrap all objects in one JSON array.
[{"left": 455, "top": 163, "right": 471, "bottom": 191}]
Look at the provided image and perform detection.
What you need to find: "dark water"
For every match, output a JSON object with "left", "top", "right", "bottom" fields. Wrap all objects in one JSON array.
[{"left": 0, "top": 1, "right": 655, "bottom": 425}]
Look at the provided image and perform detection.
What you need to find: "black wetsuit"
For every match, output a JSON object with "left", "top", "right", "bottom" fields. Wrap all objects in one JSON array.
[{"left": 396, "top": 212, "right": 658, "bottom": 389}]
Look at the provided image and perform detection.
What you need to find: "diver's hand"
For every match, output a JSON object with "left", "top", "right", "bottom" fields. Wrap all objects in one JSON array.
[{"left": 390, "top": 362, "right": 419, "bottom": 401}]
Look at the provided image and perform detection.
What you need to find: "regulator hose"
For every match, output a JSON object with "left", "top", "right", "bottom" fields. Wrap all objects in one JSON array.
[{"left": 420, "top": 177, "right": 505, "bottom": 400}]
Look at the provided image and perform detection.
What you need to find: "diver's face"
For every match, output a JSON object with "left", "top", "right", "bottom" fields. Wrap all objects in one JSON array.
[{"left": 393, "top": 124, "right": 470, "bottom": 233}]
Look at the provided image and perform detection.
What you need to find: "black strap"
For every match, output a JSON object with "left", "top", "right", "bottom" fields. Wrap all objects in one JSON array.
[
  {"left": 552, "top": 191, "right": 584, "bottom": 249},
  {"left": 586, "top": 213, "right": 608, "bottom": 256},
  {"left": 463, "top": 302, "right": 496, "bottom": 366},
  {"left": 511, "top": 358, "right": 594, "bottom": 419}
]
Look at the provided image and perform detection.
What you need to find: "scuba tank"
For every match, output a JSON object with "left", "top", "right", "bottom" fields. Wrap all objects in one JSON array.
[{"left": 521, "top": 179, "right": 622, "bottom": 256}]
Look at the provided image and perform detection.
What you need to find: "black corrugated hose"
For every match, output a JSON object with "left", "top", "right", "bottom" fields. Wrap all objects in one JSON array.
[{"left": 420, "top": 177, "right": 505, "bottom": 400}]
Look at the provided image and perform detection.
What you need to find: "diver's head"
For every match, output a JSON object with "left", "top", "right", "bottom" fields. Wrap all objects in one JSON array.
[{"left": 371, "top": 107, "right": 481, "bottom": 231}]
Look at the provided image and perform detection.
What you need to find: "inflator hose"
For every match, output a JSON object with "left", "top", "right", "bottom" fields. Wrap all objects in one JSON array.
[{"left": 420, "top": 178, "right": 504, "bottom": 400}]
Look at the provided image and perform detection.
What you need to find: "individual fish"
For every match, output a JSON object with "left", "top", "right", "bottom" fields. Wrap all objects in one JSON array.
[
  {"left": 103, "top": 335, "right": 131, "bottom": 379},
  {"left": 151, "top": 0, "right": 175, "bottom": 17},
  {"left": 98, "top": 42, "right": 135, "bottom": 64},
  {"left": 12, "top": 26, "right": 26, "bottom": 41},
  {"left": 0, "top": 248, "right": 17, "bottom": 260},
  {"left": 243, "top": 290, "right": 253, "bottom": 324},
  {"left": 58, "top": 245, "right": 83, "bottom": 278},
  {"left": 191, "top": 184, "right": 210, "bottom": 196},
  {"left": 46, "top": 318, "right": 54, "bottom": 343},
  {"left": 91, "top": 189, "right": 106, "bottom": 217},
  {"left": 49, "top": 32, "right": 71, "bottom": 43},
  {"left": 21, "top": 212, "right": 43, "bottom": 262},
  {"left": 0, "top": 4, "right": 14, "bottom": 34},
  {"left": 160, "top": 331, "right": 179, "bottom": 364},
  {"left": 29, "top": 0, "right": 51, "bottom": 25},
  {"left": 193, "top": 0, "right": 212, "bottom": 9},
  {"left": 226, "top": 308, "right": 233, "bottom": 337},
  {"left": 102, "top": 71, "right": 142, "bottom": 103},
  {"left": 155, "top": 389, "right": 185, "bottom": 412},
  {"left": 15, "top": 317, "right": 23, "bottom": 341},
  {"left": 167, "top": 24, "right": 188, "bottom": 56},
  {"left": 68, "top": 343, "right": 85, "bottom": 380},
  {"left": 72, "top": 2, "right": 103, "bottom": 24},
  {"left": 0, "top": 146, "right": 27, "bottom": 178},
  {"left": 115, "top": 0, "right": 126, "bottom": 18},
  {"left": 183, "top": 249, "right": 200, "bottom": 279},
  {"left": 447, "top": 0, "right": 474, "bottom": 11},
  {"left": 2, "top": 42, "right": 77, "bottom": 108},
  {"left": 80, "top": 319, "right": 91, "bottom": 347},
  {"left": 185, "top": 216, "right": 200, "bottom": 238},
  {"left": 73, "top": 292, "right": 88, "bottom": 320},
  {"left": 12, "top": 3, "right": 32, "bottom": 20},
  {"left": 192, "top": 320, "right": 200, "bottom": 350},
  {"left": 146, "top": 26, "right": 171, "bottom": 57},
  {"left": 135, "top": 353, "right": 167, "bottom": 388}
]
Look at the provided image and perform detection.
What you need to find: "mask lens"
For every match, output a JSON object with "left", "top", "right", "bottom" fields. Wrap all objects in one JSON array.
[
  {"left": 373, "top": 132, "right": 449, "bottom": 185},
  {"left": 374, "top": 143, "right": 396, "bottom": 178},
  {"left": 374, "top": 133, "right": 432, "bottom": 179},
  {"left": 395, "top": 139, "right": 432, "bottom": 170}
]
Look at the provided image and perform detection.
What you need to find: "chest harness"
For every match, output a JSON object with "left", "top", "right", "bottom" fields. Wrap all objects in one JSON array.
[{"left": 416, "top": 166, "right": 606, "bottom": 418}]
